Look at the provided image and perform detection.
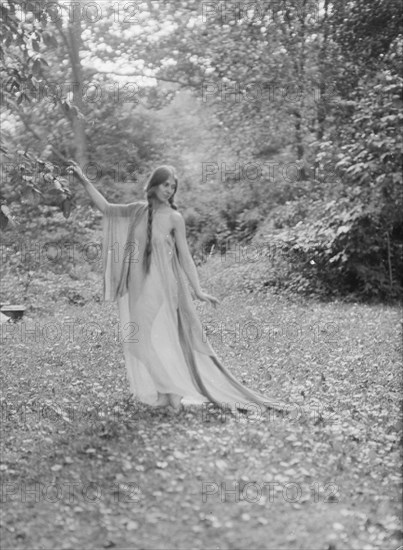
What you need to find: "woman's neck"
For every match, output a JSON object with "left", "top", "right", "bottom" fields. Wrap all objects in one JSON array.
[{"left": 152, "top": 199, "right": 170, "bottom": 211}]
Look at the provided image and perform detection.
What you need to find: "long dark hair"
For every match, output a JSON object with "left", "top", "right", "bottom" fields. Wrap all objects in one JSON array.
[{"left": 143, "top": 165, "right": 178, "bottom": 274}]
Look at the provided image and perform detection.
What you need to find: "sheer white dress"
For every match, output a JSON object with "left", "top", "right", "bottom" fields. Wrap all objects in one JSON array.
[{"left": 102, "top": 201, "right": 283, "bottom": 413}]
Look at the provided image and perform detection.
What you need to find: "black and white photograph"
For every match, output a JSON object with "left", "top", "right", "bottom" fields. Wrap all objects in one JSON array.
[{"left": 1, "top": 1, "right": 402, "bottom": 548}]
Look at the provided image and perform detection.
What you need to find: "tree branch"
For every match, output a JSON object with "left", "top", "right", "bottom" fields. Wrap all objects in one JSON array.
[{"left": 17, "top": 111, "right": 69, "bottom": 163}]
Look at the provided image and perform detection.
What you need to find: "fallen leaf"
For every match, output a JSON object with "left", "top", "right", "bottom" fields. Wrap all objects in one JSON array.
[{"left": 215, "top": 459, "right": 227, "bottom": 471}]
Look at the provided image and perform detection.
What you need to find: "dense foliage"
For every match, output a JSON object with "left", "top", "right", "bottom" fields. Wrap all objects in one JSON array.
[{"left": 282, "top": 2, "right": 403, "bottom": 300}]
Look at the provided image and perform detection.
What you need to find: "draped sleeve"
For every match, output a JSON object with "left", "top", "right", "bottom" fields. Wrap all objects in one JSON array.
[{"left": 102, "top": 201, "right": 147, "bottom": 301}]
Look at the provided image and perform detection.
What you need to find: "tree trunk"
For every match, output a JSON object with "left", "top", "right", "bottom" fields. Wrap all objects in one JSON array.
[
  {"left": 316, "top": 0, "right": 329, "bottom": 142},
  {"left": 67, "top": 0, "right": 88, "bottom": 167},
  {"left": 294, "top": 0, "right": 307, "bottom": 178}
]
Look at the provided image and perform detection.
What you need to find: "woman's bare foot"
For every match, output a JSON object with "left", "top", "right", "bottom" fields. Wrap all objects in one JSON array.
[
  {"left": 154, "top": 393, "right": 170, "bottom": 407},
  {"left": 165, "top": 404, "right": 184, "bottom": 415},
  {"left": 168, "top": 393, "right": 183, "bottom": 411}
]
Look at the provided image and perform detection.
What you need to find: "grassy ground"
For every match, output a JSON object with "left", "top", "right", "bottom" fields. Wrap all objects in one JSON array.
[{"left": 1, "top": 256, "right": 402, "bottom": 550}]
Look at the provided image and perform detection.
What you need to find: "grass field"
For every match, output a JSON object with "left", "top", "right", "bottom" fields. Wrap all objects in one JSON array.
[{"left": 1, "top": 256, "right": 402, "bottom": 550}]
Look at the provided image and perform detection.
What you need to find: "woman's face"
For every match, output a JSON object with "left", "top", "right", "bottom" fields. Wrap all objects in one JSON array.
[{"left": 154, "top": 175, "right": 176, "bottom": 203}]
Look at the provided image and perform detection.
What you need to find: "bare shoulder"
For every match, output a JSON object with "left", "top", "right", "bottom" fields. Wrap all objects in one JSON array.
[{"left": 171, "top": 209, "right": 185, "bottom": 227}]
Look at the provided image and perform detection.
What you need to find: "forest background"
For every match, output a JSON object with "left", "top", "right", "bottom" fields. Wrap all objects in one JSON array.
[{"left": 0, "top": 0, "right": 402, "bottom": 303}]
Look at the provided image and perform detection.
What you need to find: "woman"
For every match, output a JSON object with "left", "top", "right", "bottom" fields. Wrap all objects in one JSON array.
[{"left": 69, "top": 163, "right": 283, "bottom": 415}]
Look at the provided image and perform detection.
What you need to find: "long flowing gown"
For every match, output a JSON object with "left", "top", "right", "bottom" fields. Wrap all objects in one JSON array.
[{"left": 102, "top": 201, "right": 283, "bottom": 413}]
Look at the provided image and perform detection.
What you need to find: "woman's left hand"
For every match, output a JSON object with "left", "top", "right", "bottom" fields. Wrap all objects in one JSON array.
[
  {"left": 67, "top": 160, "right": 86, "bottom": 183},
  {"left": 195, "top": 291, "right": 220, "bottom": 308}
]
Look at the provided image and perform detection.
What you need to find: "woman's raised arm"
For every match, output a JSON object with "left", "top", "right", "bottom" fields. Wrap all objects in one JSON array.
[{"left": 68, "top": 161, "right": 109, "bottom": 213}]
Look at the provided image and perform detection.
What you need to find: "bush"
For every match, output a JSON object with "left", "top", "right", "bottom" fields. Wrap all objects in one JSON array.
[{"left": 271, "top": 200, "right": 403, "bottom": 300}]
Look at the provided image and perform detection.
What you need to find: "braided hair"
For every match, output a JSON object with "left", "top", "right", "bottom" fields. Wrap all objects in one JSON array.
[{"left": 143, "top": 165, "right": 178, "bottom": 274}]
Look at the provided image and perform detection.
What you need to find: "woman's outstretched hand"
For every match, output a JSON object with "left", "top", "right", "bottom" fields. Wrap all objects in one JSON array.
[
  {"left": 67, "top": 160, "right": 85, "bottom": 183},
  {"left": 66, "top": 160, "right": 108, "bottom": 213},
  {"left": 195, "top": 290, "right": 220, "bottom": 308}
]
